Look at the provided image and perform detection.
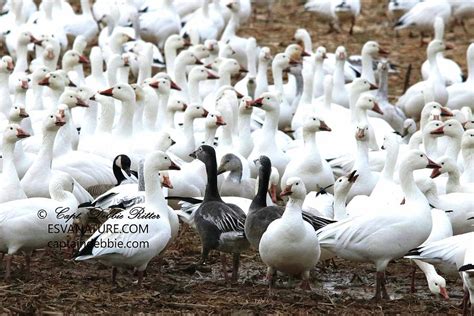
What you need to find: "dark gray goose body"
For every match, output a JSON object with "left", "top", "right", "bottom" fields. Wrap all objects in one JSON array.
[
  {"left": 245, "top": 156, "right": 335, "bottom": 249},
  {"left": 191, "top": 145, "right": 249, "bottom": 282}
]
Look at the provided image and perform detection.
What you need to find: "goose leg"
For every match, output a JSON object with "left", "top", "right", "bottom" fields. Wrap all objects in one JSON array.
[
  {"left": 266, "top": 266, "right": 276, "bottom": 294},
  {"left": 4, "top": 255, "right": 12, "bottom": 280},
  {"left": 380, "top": 272, "right": 391, "bottom": 300},
  {"left": 112, "top": 267, "right": 117, "bottom": 284},
  {"left": 349, "top": 17, "right": 355, "bottom": 35},
  {"left": 461, "top": 288, "right": 469, "bottom": 316},
  {"left": 220, "top": 253, "right": 229, "bottom": 281},
  {"left": 137, "top": 270, "right": 144, "bottom": 287},
  {"left": 24, "top": 251, "right": 32, "bottom": 278},
  {"left": 372, "top": 271, "right": 383, "bottom": 301},
  {"left": 300, "top": 270, "right": 311, "bottom": 290},
  {"left": 231, "top": 253, "right": 240, "bottom": 283},
  {"left": 410, "top": 266, "right": 417, "bottom": 293}
]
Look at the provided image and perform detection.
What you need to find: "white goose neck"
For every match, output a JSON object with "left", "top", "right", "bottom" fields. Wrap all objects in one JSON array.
[
  {"left": 361, "top": 52, "right": 375, "bottom": 83},
  {"left": 115, "top": 98, "right": 135, "bottom": 137}
]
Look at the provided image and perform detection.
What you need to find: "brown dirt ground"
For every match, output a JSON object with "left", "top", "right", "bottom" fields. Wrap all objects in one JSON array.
[{"left": 1, "top": 0, "right": 473, "bottom": 314}]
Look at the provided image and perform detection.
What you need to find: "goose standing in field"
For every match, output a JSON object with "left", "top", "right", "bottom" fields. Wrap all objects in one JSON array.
[
  {"left": 75, "top": 151, "right": 180, "bottom": 286},
  {"left": 259, "top": 177, "right": 320, "bottom": 290},
  {"left": 318, "top": 150, "right": 439, "bottom": 300},
  {"left": 420, "top": 17, "right": 462, "bottom": 86},
  {"left": 0, "top": 173, "right": 78, "bottom": 280},
  {"left": 0, "top": 124, "right": 30, "bottom": 203},
  {"left": 397, "top": 40, "right": 451, "bottom": 120},
  {"left": 304, "top": 0, "right": 360, "bottom": 34},
  {"left": 431, "top": 156, "right": 474, "bottom": 194},
  {"left": 189, "top": 145, "right": 249, "bottom": 282},
  {"left": 461, "top": 129, "right": 474, "bottom": 183}
]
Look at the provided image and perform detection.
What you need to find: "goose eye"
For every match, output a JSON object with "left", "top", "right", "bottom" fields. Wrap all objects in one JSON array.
[
  {"left": 10, "top": 127, "right": 13, "bottom": 130},
  {"left": 296, "top": 182, "right": 299, "bottom": 185},
  {"left": 70, "top": 96, "right": 73, "bottom": 98},
  {"left": 441, "top": 162, "right": 444, "bottom": 165},
  {"left": 50, "top": 115, "right": 54, "bottom": 118},
  {"left": 448, "top": 124, "right": 452, "bottom": 127},
  {"left": 313, "top": 118, "right": 316, "bottom": 121},
  {"left": 338, "top": 179, "right": 342, "bottom": 182},
  {"left": 197, "top": 107, "right": 200, "bottom": 109},
  {"left": 52, "top": 76, "right": 56, "bottom": 78},
  {"left": 211, "top": 115, "right": 214, "bottom": 117},
  {"left": 266, "top": 97, "right": 270, "bottom": 100},
  {"left": 434, "top": 283, "right": 438, "bottom": 286},
  {"left": 118, "top": 86, "right": 121, "bottom": 89},
  {"left": 164, "top": 157, "right": 168, "bottom": 160},
  {"left": 420, "top": 154, "right": 423, "bottom": 157}
]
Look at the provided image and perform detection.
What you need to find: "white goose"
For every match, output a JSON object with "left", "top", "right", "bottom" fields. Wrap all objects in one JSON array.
[
  {"left": 259, "top": 177, "right": 320, "bottom": 290},
  {"left": 420, "top": 17, "right": 462, "bottom": 85},
  {"left": 461, "top": 129, "right": 474, "bottom": 183},
  {"left": 75, "top": 151, "right": 179, "bottom": 286},
  {"left": 0, "top": 173, "right": 78, "bottom": 279},
  {"left": 0, "top": 124, "right": 30, "bottom": 203},
  {"left": 317, "top": 150, "right": 439, "bottom": 300}
]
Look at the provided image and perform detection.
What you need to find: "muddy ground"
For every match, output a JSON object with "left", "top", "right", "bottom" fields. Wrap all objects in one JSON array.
[{"left": 1, "top": 0, "right": 473, "bottom": 314}]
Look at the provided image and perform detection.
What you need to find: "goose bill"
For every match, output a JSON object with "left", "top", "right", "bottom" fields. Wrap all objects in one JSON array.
[{"left": 280, "top": 185, "right": 292, "bottom": 197}]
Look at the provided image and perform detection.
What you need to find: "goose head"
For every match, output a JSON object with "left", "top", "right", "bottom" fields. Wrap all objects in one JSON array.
[
  {"left": 99, "top": 83, "right": 135, "bottom": 102},
  {"left": 381, "top": 132, "right": 400, "bottom": 150},
  {"left": 43, "top": 111, "right": 66, "bottom": 133},
  {"left": 351, "top": 78, "right": 378, "bottom": 94},
  {"left": 427, "top": 120, "right": 445, "bottom": 137},
  {"left": 377, "top": 59, "right": 389, "bottom": 73},
  {"left": 62, "top": 50, "right": 89, "bottom": 69},
  {"left": 130, "top": 83, "right": 145, "bottom": 102},
  {"left": 226, "top": 0, "right": 241, "bottom": 13},
  {"left": 463, "top": 120, "right": 474, "bottom": 130},
  {"left": 356, "top": 94, "right": 384, "bottom": 115},
  {"left": 218, "top": 43, "right": 236, "bottom": 60},
  {"left": 427, "top": 39, "right": 452, "bottom": 57},
  {"left": 0, "top": 56, "right": 14, "bottom": 73},
  {"left": 17, "top": 30, "right": 41, "bottom": 46},
  {"left": 155, "top": 131, "right": 176, "bottom": 151},
  {"left": 461, "top": 129, "right": 474, "bottom": 150},
  {"left": 184, "top": 104, "right": 208, "bottom": 119},
  {"left": 402, "top": 150, "right": 440, "bottom": 171},
  {"left": 355, "top": 124, "right": 369, "bottom": 141},
  {"left": 177, "top": 50, "right": 203, "bottom": 66},
  {"left": 272, "top": 53, "right": 293, "bottom": 71},
  {"left": 280, "top": 177, "right": 307, "bottom": 200},
  {"left": 427, "top": 275, "right": 448, "bottom": 299},
  {"left": 145, "top": 151, "right": 180, "bottom": 172},
  {"left": 259, "top": 47, "right": 273, "bottom": 63},
  {"left": 303, "top": 116, "right": 331, "bottom": 133},
  {"left": 205, "top": 111, "right": 226, "bottom": 128},
  {"left": 430, "top": 156, "right": 457, "bottom": 179},
  {"left": 285, "top": 44, "right": 309, "bottom": 62},
  {"left": 421, "top": 102, "right": 452, "bottom": 122},
  {"left": 204, "top": 39, "right": 218, "bottom": 54},
  {"left": 190, "top": 44, "right": 210, "bottom": 60},
  {"left": 113, "top": 154, "right": 133, "bottom": 177},
  {"left": 8, "top": 105, "right": 29, "bottom": 122},
  {"left": 189, "top": 66, "right": 219, "bottom": 82},
  {"left": 149, "top": 75, "right": 181, "bottom": 92},
  {"left": 402, "top": 118, "right": 417, "bottom": 137},
  {"left": 239, "top": 96, "right": 253, "bottom": 115},
  {"left": 362, "top": 41, "right": 389, "bottom": 57},
  {"left": 217, "top": 153, "right": 241, "bottom": 175},
  {"left": 335, "top": 46, "right": 347, "bottom": 61},
  {"left": 250, "top": 92, "right": 280, "bottom": 112},
  {"left": 189, "top": 144, "right": 216, "bottom": 162},
  {"left": 217, "top": 58, "right": 243, "bottom": 77},
  {"left": 38, "top": 71, "right": 67, "bottom": 89},
  {"left": 31, "top": 66, "right": 50, "bottom": 83},
  {"left": 314, "top": 46, "right": 327, "bottom": 62},
  {"left": 3, "top": 124, "right": 30, "bottom": 143},
  {"left": 334, "top": 170, "right": 358, "bottom": 197},
  {"left": 168, "top": 97, "right": 187, "bottom": 113},
  {"left": 441, "top": 119, "right": 464, "bottom": 139},
  {"left": 158, "top": 171, "right": 173, "bottom": 189},
  {"left": 110, "top": 30, "right": 134, "bottom": 47},
  {"left": 14, "top": 75, "right": 30, "bottom": 92},
  {"left": 59, "top": 90, "right": 89, "bottom": 109}
]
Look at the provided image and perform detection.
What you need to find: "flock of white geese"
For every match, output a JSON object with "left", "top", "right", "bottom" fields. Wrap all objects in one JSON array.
[{"left": 0, "top": 0, "right": 473, "bottom": 312}]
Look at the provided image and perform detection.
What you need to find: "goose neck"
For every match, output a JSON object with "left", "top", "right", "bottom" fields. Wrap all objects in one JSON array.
[
  {"left": 203, "top": 126, "right": 217, "bottom": 145},
  {"left": 262, "top": 108, "right": 279, "bottom": 136},
  {"left": 382, "top": 142, "right": 399, "bottom": 179},
  {"left": 203, "top": 154, "right": 222, "bottom": 202},
  {"left": 250, "top": 164, "right": 270, "bottom": 210},
  {"left": 15, "top": 44, "right": 29, "bottom": 73},
  {"left": 399, "top": 163, "right": 428, "bottom": 205},
  {"left": 376, "top": 69, "right": 388, "bottom": 100},
  {"left": 282, "top": 198, "right": 304, "bottom": 221},
  {"left": 116, "top": 99, "right": 135, "bottom": 136},
  {"left": 446, "top": 169, "right": 461, "bottom": 193},
  {"left": 97, "top": 97, "right": 115, "bottom": 133},
  {"left": 272, "top": 64, "right": 284, "bottom": 89},
  {"left": 144, "top": 168, "right": 170, "bottom": 219},
  {"left": 1, "top": 141, "right": 19, "bottom": 180},
  {"left": 303, "top": 130, "right": 321, "bottom": 162},
  {"left": 188, "top": 77, "right": 202, "bottom": 103},
  {"left": 445, "top": 136, "right": 461, "bottom": 160},
  {"left": 361, "top": 52, "right": 375, "bottom": 83}
]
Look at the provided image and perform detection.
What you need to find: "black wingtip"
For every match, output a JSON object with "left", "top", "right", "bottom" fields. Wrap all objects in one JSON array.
[
  {"left": 74, "top": 234, "right": 101, "bottom": 258},
  {"left": 405, "top": 247, "right": 422, "bottom": 257},
  {"left": 165, "top": 196, "right": 203, "bottom": 204},
  {"left": 459, "top": 264, "right": 474, "bottom": 272},
  {"left": 78, "top": 201, "right": 94, "bottom": 208}
]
